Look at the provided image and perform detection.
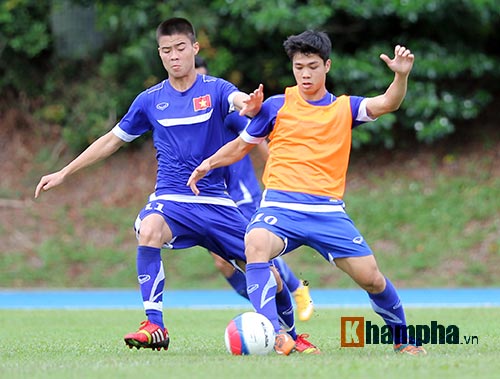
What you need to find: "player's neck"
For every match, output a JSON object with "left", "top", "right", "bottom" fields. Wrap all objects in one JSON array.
[
  {"left": 169, "top": 72, "right": 197, "bottom": 92},
  {"left": 298, "top": 86, "right": 327, "bottom": 102}
]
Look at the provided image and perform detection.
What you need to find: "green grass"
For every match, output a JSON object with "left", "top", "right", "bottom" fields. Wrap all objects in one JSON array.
[
  {"left": 1, "top": 307, "right": 499, "bottom": 379},
  {"left": 344, "top": 172, "right": 500, "bottom": 286}
]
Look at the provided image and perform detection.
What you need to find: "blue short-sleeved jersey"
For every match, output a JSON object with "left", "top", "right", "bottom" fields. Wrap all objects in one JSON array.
[{"left": 113, "top": 74, "right": 239, "bottom": 197}]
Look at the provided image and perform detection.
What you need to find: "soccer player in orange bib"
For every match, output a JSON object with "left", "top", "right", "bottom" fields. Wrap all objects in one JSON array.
[{"left": 188, "top": 30, "right": 426, "bottom": 356}]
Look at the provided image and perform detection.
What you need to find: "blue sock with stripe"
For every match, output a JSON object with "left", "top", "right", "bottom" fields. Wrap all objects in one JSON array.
[
  {"left": 368, "top": 277, "right": 407, "bottom": 344},
  {"left": 137, "top": 245, "right": 165, "bottom": 329},
  {"left": 245, "top": 262, "right": 280, "bottom": 332},
  {"left": 275, "top": 283, "right": 297, "bottom": 340}
]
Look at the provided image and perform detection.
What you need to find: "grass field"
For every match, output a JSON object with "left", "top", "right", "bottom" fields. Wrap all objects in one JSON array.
[{"left": 1, "top": 307, "right": 499, "bottom": 379}]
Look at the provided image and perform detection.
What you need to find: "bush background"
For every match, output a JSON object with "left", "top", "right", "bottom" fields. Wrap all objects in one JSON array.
[{"left": 2, "top": 0, "right": 499, "bottom": 149}]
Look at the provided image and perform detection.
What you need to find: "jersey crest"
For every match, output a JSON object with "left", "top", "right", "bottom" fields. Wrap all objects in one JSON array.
[{"left": 193, "top": 94, "right": 212, "bottom": 111}]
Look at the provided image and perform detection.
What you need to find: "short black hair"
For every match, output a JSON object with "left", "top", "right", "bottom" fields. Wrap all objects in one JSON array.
[
  {"left": 156, "top": 17, "right": 196, "bottom": 43},
  {"left": 195, "top": 56, "right": 207, "bottom": 69},
  {"left": 283, "top": 30, "right": 331, "bottom": 63}
]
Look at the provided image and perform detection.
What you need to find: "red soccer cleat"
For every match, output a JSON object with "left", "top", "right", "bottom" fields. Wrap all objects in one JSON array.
[
  {"left": 124, "top": 320, "right": 170, "bottom": 351},
  {"left": 394, "top": 343, "right": 427, "bottom": 356},
  {"left": 295, "top": 333, "right": 321, "bottom": 354}
]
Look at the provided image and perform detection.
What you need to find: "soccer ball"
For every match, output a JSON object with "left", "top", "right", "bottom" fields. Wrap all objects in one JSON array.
[{"left": 224, "top": 312, "right": 275, "bottom": 355}]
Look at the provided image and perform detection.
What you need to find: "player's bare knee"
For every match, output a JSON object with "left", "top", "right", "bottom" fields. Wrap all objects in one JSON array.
[
  {"left": 359, "top": 271, "right": 386, "bottom": 293},
  {"left": 213, "top": 257, "right": 227, "bottom": 271},
  {"left": 244, "top": 244, "right": 269, "bottom": 263},
  {"left": 138, "top": 224, "right": 165, "bottom": 246},
  {"left": 213, "top": 257, "right": 235, "bottom": 277}
]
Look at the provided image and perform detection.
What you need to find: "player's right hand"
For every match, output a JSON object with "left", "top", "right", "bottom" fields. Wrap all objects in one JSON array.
[
  {"left": 187, "top": 160, "right": 211, "bottom": 196},
  {"left": 239, "top": 84, "right": 264, "bottom": 118},
  {"left": 34, "top": 171, "right": 65, "bottom": 198}
]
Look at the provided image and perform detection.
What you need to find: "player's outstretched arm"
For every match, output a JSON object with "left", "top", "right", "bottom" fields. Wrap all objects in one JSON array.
[
  {"left": 365, "top": 45, "right": 414, "bottom": 119},
  {"left": 250, "top": 139, "right": 269, "bottom": 175},
  {"left": 34, "top": 131, "right": 125, "bottom": 198},
  {"left": 187, "top": 136, "right": 255, "bottom": 195}
]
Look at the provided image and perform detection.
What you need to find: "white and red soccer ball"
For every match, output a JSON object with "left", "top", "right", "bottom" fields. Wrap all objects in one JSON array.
[{"left": 224, "top": 312, "right": 275, "bottom": 355}]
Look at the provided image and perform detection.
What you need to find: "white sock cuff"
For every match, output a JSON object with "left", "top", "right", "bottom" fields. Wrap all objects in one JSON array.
[{"left": 144, "top": 301, "right": 163, "bottom": 311}]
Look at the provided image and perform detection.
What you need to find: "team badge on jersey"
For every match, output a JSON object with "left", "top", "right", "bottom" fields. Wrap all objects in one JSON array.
[{"left": 193, "top": 94, "right": 212, "bottom": 111}]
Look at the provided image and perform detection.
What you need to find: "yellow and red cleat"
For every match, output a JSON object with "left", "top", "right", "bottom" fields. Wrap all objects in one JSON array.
[{"left": 293, "top": 281, "right": 314, "bottom": 321}]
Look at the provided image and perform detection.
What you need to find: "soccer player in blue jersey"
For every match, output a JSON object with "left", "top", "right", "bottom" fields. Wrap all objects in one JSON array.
[
  {"left": 34, "top": 17, "right": 317, "bottom": 355},
  {"left": 188, "top": 31, "right": 426, "bottom": 355},
  {"left": 195, "top": 56, "right": 314, "bottom": 322}
]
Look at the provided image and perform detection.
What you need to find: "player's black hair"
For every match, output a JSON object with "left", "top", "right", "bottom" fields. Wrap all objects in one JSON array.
[
  {"left": 156, "top": 17, "right": 196, "bottom": 43},
  {"left": 283, "top": 30, "right": 331, "bottom": 63}
]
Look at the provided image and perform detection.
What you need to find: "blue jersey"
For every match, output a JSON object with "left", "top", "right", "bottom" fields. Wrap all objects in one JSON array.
[
  {"left": 223, "top": 112, "right": 262, "bottom": 210},
  {"left": 113, "top": 74, "right": 239, "bottom": 197}
]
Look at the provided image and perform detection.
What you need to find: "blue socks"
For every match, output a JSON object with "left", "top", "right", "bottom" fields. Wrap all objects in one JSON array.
[
  {"left": 272, "top": 257, "right": 301, "bottom": 293},
  {"left": 275, "top": 282, "right": 296, "bottom": 340},
  {"left": 226, "top": 258, "right": 300, "bottom": 301},
  {"left": 245, "top": 262, "right": 296, "bottom": 337},
  {"left": 368, "top": 277, "right": 407, "bottom": 344},
  {"left": 226, "top": 270, "right": 249, "bottom": 300},
  {"left": 137, "top": 245, "right": 165, "bottom": 329},
  {"left": 246, "top": 262, "right": 279, "bottom": 331}
]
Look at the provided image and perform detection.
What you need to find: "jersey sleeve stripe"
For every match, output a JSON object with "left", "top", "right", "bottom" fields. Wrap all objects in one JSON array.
[
  {"left": 227, "top": 91, "right": 240, "bottom": 111},
  {"left": 356, "top": 99, "right": 377, "bottom": 122},
  {"left": 240, "top": 129, "right": 266, "bottom": 144},
  {"left": 112, "top": 124, "right": 141, "bottom": 142}
]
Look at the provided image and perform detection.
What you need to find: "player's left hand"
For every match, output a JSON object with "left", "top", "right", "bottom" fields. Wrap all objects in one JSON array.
[
  {"left": 239, "top": 84, "right": 264, "bottom": 117},
  {"left": 380, "top": 45, "right": 414, "bottom": 76},
  {"left": 34, "top": 171, "right": 65, "bottom": 198},
  {"left": 187, "top": 160, "right": 211, "bottom": 195}
]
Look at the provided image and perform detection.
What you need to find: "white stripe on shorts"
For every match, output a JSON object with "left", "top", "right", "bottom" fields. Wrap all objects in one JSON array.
[
  {"left": 260, "top": 199, "right": 345, "bottom": 213},
  {"left": 149, "top": 193, "right": 237, "bottom": 207}
]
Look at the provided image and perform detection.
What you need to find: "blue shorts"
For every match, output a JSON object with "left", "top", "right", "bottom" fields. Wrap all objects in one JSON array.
[
  {"left": 134, "top": 194, "right": 247, "bottom": 264},
  {"left": 237, "top": 201, "right": 258, "bottom": 221},
  {"left": 247, "top": 204, "right": 373, "bottom": 261}
]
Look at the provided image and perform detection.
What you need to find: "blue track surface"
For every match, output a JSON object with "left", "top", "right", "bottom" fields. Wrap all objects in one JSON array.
[{"left": 0, "top": 288, "right": 498, "bottom": 309}]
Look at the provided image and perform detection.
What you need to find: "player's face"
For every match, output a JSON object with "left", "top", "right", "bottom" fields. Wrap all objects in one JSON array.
[
  {"left": 292, "top": 53, "right": 331, "bottom": 101},
  {"left": 158, "top": 34, "right": 199, "bottom": 79}
]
